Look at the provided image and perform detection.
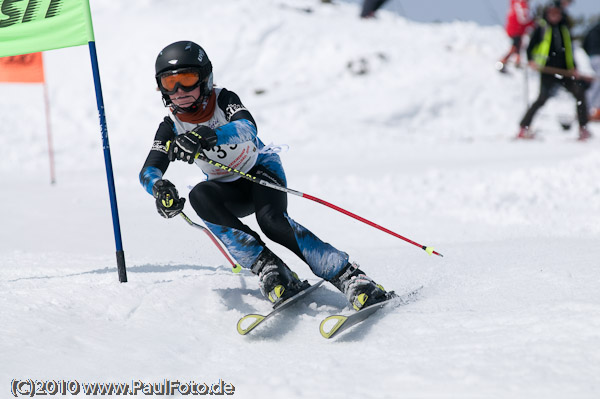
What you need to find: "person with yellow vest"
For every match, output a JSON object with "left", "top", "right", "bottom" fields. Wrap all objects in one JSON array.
[
  {"left": 517, "top": 1, "right": 592, "bottom": 141},
  {"left": 583, "top": 21, "right": 600, "bottom": 121}
]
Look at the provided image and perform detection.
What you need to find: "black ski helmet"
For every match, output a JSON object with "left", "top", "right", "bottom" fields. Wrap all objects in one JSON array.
[{"left": 155, "top": 41, "right": 213, "bottom": 112}]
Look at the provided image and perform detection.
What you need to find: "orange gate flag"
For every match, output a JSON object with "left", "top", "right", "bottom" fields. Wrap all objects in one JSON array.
[{"left": 0, "top": 52, "right": 44, "bottom": 83}]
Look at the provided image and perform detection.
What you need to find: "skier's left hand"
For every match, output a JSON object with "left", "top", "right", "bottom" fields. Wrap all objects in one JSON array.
[
  {"left": 152, "top": 179, "right": 186, "bottom": 218},
  {"left": 168, "top": 126, "right": 218, "bottom": 164}
]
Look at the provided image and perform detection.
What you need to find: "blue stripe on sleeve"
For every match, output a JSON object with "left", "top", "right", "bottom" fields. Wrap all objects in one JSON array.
[{"left": 139, "top": 166, "right": 164, "bottom": 195}]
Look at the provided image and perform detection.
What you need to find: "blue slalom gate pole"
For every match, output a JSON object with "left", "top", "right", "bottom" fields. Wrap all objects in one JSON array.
[{"left": 88, "top": 41, "right": 127, "bottom": 283}]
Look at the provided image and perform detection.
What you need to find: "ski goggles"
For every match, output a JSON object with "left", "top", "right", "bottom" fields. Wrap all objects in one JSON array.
[{"left": 158, "top": 68, "right": 201, "bottom": 95}]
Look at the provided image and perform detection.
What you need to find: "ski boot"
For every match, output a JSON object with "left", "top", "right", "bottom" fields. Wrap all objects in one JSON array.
[
  {"left": 330, "top": 262, "right": 391, "bottom": 311},
  {"left": 516, "top": 126, "right": 535, "bottom": 140},
  {"left": 251, "top": 248, "right": 308, "bottom": 307},
  {"left": 578, "top": 126, "right": 592, "bottom": 141}
]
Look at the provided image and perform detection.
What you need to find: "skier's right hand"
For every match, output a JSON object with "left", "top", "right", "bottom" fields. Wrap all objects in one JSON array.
[
  {"left": 167, "top": 126, "right": 218, "bottom": 164},
  {"left": 152, "top": 179, "right": 186, "bottom": 218}
]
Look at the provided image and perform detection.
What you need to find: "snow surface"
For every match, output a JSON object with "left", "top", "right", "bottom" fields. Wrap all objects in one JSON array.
[{"left": 1, "top": 0, "right": 600, "bottom": 398}]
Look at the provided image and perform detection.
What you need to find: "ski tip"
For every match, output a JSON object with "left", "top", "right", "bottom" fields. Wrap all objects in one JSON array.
[
  {"left": 237, "top": 314, "right": 265, "bottom": 335},
  {"left": 319, "top": 315, "right": 347, "bottom": 339}
]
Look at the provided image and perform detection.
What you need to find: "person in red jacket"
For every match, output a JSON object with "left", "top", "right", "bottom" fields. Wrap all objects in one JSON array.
[{"left": 497, "top": 0, "right": 535, "bottom": 72}]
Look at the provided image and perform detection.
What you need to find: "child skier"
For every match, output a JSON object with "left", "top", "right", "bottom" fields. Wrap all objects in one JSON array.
[{"left": 139, "top": 41, "right": 392, "bottom": 311}]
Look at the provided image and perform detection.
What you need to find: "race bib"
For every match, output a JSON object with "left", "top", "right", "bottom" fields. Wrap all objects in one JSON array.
[{"left": 198, "top": 141, "right": 259, "bottom": 182}]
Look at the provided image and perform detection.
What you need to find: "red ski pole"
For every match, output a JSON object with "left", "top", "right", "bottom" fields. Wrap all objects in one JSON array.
[
  {"left": 180, "top": 211, "right": 242, "bottom": 273},
  {"left": 197, "top": 153, "right": 443, "bottom": 257}
]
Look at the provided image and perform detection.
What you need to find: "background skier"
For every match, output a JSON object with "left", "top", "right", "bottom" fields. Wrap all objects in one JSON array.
[
  {"left": 516, "top": 2, "right": 591, "bottom": 140},
  {"left": 497, "top": 0, "right": 535, "bottom": 73},
  {"left": 583, "top": 21, "right": 600, "bottom": 121},
  {"left": 360, "top": 0, "right": 389, "bottom": 19}
]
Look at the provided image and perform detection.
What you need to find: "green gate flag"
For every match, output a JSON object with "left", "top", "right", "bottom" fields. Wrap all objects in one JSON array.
[{"left": 0, "top": 0, "right": 95, "bottom": 57}]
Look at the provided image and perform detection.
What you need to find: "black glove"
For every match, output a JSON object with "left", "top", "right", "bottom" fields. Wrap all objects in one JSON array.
[
  {"left": 152, "top": 179, "right": 186, "bottom": 218},
  {"left": 168, "top": 125, "right": 218, "bottom": 164}
]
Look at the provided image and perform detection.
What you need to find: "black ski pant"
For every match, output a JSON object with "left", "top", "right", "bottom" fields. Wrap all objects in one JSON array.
[
  {"left": 188, "top": 165, "right": 306, "bottom": 263},
  {"left": 520, "top": 73, "right": 589, "bottom": 128}
]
